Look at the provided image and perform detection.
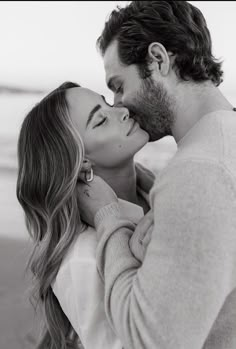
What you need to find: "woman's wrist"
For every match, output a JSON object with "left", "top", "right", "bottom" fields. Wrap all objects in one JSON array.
[{"left": 94, "top": 201, "right": 121, "bottom": 230}]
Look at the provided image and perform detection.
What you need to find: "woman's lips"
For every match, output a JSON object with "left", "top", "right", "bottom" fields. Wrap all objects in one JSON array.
[{"left": 127, "top": 120, "right": 138, "bottom": 136}]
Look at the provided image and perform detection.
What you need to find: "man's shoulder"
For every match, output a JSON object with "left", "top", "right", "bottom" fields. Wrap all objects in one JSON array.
[
  {"left": 173, "top": 110, "right": 236, "bottom": 168},
  {"left": 151, "top": 110, "right": 236, "bottom": 196}
]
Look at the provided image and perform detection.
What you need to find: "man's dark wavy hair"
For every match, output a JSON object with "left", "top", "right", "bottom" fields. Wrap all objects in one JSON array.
[{"left": 97, "top": 1, "right": 223, "bottom": 86}]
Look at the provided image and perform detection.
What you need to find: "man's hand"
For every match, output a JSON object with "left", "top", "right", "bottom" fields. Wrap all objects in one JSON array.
[
  {"left": 76, "top": 175, "right": 118, "bottom": 227},
  {"left": 129, "top": 209, "right": 153, "bottom": 259}
]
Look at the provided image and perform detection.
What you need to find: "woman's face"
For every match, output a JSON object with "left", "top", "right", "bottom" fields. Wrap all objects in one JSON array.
[{"left": 66, "top": 87, "right": 149, "bottom": 168}]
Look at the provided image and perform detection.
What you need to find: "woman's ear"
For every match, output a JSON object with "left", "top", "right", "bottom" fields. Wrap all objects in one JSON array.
[
  {"left": 81, "top": 158, "right": 92, "bottom": 172},
  {"left": 78, "top": 159, "right": 93, "bottom": 183},
  {"left": 147, "top": 42, "right": 171, "bottom": 76}
]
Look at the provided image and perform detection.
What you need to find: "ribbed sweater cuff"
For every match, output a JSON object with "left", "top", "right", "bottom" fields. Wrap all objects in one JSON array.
[{"left": 94, "top": 201, "right": 121, "bottom": 231}]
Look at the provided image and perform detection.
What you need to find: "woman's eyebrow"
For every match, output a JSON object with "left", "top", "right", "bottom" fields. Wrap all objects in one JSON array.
[
  {"left": 86, "top": 104, "right": 101, "bottom": 128},
  {"left": 86, "top": 96, "right": 112, "bottom": 128}
]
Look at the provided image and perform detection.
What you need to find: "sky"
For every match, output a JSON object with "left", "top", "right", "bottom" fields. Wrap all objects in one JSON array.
[{"left": 0, "top": 1, "right": 235, "bottom": 104}]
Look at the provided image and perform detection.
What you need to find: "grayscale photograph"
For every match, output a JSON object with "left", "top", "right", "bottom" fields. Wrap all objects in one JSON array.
[{"left": 0, "top": 1, "right": 235, "bottom": 348}]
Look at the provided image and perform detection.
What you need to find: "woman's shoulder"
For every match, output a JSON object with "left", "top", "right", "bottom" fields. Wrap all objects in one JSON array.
[
  {"left": 53, "top": 225, "right": 98, "bottom": 288},
  {"left": 52, "top": 225, "right": 100, "bottom": 294},
  {"left": 62, "top": 225, "right": 97, "bottom": 267}
]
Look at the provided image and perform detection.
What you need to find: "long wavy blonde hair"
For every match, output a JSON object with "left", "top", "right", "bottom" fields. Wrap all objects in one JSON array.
[{"left": 16, "top": 82, "right": 85, "bottom": 349}]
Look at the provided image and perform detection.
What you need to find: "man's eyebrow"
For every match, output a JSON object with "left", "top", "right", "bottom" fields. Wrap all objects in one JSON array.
[{"left": 86, "top": 104, "right": 101, "bottom": 128}]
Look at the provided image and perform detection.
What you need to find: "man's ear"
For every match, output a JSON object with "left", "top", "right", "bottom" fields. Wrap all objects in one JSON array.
[{"left": 147, "top": 42, "right": 171, "bottom": 76}]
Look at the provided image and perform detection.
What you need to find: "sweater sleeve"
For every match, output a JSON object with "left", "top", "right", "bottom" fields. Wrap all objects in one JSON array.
[{"left": 95, "top": 160, "right": 236, "bottom": 349}]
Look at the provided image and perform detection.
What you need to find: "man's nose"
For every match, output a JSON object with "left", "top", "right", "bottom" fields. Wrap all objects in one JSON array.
[{"left": 113, "top": 94, "right": 123, "bottom": 108}]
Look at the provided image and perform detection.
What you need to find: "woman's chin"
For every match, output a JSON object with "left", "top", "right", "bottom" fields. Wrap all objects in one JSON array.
[
  {"left": 134, "top": 137, "right": 149, "bottom": 154},
  {"left": 138, "top": 130, "right": 150, "bottom": 144}
]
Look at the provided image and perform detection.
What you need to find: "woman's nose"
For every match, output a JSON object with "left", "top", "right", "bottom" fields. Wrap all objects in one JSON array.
[
  {"left": 119, "top": 108, "right": 129, "bottom": 122},
  {"left": 112, "top": 103, "right": 129, "bottom": 122}
]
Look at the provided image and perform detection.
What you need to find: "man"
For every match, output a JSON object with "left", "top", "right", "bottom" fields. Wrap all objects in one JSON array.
[{"left": 78, "top": 2, "right": 236, "bottom": 348}]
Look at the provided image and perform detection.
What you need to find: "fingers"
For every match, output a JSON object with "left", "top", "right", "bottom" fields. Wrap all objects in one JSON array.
[
  {"left": 141, "top": 224, "right": 153, "bottom": 246},
  {"left": 134, "top": 210, "right": 153, "bottom": 240}
]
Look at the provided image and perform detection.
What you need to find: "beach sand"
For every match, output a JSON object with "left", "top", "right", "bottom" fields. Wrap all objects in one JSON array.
[{"left": 0, "top": 237, "right": 40, "bottom": 349}]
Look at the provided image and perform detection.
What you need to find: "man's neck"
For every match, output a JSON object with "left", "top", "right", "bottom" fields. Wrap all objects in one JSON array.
[{"left": 171, "top": 81, "right": 234, "bottom": 143}]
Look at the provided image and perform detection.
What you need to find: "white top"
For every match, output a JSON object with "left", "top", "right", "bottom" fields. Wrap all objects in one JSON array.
[{"left": 52, "top": 198, "right": 145, "bottom": 349}]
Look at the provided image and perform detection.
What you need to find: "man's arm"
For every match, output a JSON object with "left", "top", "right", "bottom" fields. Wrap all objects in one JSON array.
[{"left": 95, "top": 160, "right": 236, "bottom": 349}]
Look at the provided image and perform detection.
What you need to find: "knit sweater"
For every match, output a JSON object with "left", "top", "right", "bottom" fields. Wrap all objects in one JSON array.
[{"left": 95, "top": 110, "right": 236, "bottom": 349}]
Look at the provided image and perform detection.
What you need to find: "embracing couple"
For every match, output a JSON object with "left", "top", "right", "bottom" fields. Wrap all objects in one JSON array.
[{"left": 16, "top": 2, "right": 236, "bottom": 349}]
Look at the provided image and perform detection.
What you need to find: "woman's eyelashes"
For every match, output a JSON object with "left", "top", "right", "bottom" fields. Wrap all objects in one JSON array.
[{"left": 94, "top": 117, "right": 107, "bottom": 128}]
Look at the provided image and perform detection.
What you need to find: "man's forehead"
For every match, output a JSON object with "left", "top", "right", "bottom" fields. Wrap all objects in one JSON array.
[{"left": 103, "top": 40, "right": 122, "bottom": 82}]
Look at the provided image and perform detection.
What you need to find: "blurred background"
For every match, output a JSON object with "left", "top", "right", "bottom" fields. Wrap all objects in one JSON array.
[{"left": 0, "top": 1, "right": 235, "bottom": 348}]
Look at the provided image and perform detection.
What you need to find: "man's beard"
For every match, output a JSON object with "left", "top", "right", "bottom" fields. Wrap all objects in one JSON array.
[{"left": 129, "top": 78, "right": 175, "bottom": 142}]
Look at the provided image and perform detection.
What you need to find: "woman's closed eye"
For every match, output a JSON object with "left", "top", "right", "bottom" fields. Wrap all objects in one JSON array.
[{"left": 94, "top": 117, "right": 107, "bottom": 128}]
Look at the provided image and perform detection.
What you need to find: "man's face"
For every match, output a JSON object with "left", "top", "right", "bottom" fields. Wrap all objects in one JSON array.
[{"left": 104, "top": 40, "right": 175, "bottom": 141}]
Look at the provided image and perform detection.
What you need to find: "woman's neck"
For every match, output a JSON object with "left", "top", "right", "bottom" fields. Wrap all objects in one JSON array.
[{"left": 94, "top": 161, "right": 140, "bottom": 207}]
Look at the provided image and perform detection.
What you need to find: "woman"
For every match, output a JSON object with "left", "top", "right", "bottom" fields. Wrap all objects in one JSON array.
[{"left": 16, "top": 82, "right": 154, "bottom": 349}]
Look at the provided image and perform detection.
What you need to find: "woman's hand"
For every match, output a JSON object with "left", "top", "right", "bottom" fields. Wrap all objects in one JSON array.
[{"left": 76, "top": 175, "right": 118, "bottom": 227}]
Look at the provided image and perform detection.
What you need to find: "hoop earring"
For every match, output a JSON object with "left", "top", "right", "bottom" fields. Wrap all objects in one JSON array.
[{"left": 85, "top": 168, "right": 94, "bottom": 182}]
